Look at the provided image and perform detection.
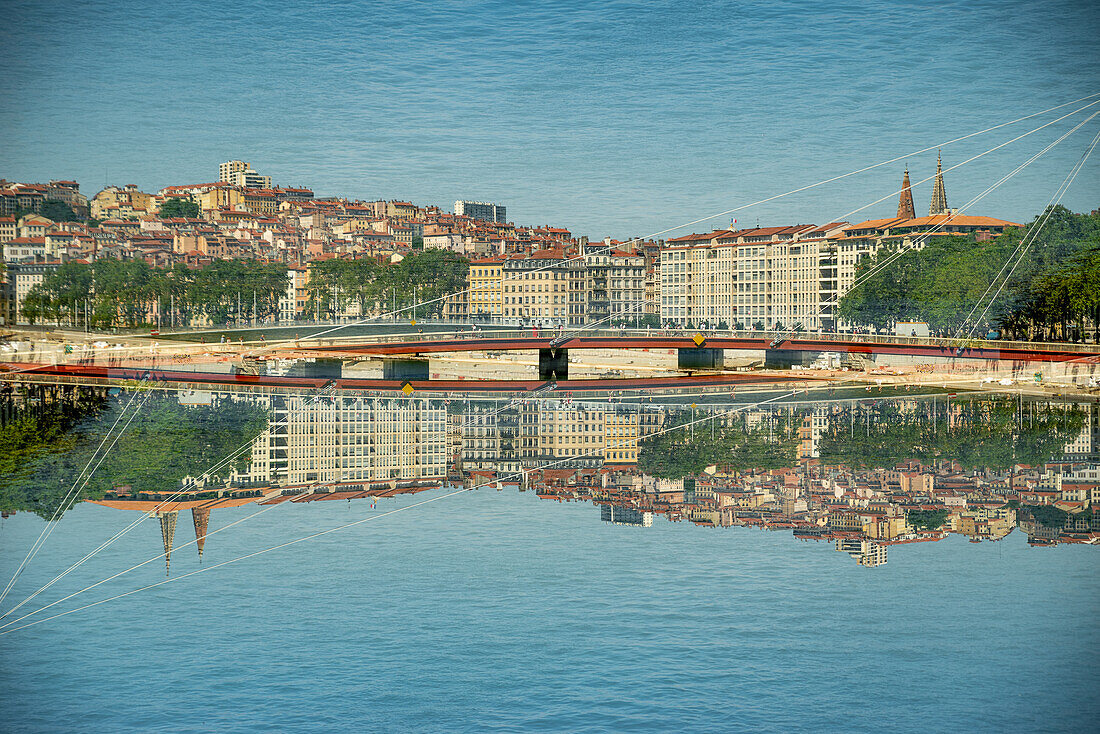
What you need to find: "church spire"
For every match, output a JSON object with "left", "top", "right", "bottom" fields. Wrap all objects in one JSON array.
[
  {"left": 157, "top": 510, "right": 178, "bottom": 577},
  {"left": 929, "top": 150, "right": 949, "bottom": 215},
  {"left": 897, "top": 167, "right": 915, "bottom": 219},
  {"left": 192, "top": 507, "right": 210, "bottom": 561}
]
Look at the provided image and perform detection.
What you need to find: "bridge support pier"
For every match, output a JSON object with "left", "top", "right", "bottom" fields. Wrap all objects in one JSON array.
[
  {"left": 539, "top": 348, "right": 568, "bottom": 381},
  {"left": 383, "top": 358, "right": 429, "bottom": 381},
  {"left": 765, "top": 349, "right": 814, "bottom": 368},
  {"left": 678, "top": 347, "right": 724, "bottom": 370},
  {"left": 287, "top": 358, "right": 344, "bottom": 379}
]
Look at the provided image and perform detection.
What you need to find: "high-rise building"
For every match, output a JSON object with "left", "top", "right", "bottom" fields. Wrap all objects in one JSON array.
[
  {"left": 219, "top": 160, "right": 272, "bottom": 189},
  {"left": 455, "top": 200, "right": 506, "bottom": 223},
  {"left": 835, "top": 537, "right": 888, "bottom": 567},
  {"left": 219, "top": 160, "right": 248, "bottom": 183},
  {"left": 600, "top": 505, "right": 654, "bottom": 526}
]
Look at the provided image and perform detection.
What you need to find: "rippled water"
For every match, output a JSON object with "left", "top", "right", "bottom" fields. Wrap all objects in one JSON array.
[
  {"left": 2, "top": 0, "right": 1099, "bottom": 234},
  {"left": 1, "top": 488, "right": 1096, "bottom": 732}
]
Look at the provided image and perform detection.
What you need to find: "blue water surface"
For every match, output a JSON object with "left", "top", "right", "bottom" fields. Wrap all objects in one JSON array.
[
  {"left": 2, "top": 0, "right": 1098, "bottom": 235},
  {"left": 0, "top": 488, "right": 1096, "bottom": 733}
]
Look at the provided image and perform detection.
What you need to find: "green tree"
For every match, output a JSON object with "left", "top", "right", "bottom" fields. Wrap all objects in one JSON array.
[
  {"left": 907, "top": 508, "right": 949, "bottom": 530},
  {"left": 818, "top": 398, "right": 1085, "bottom": 470},
  {"left": 158, "top": 198, "right": 201, "bottom": 219},
  {"left": 638, "top": 411, "right": 800, "bottom": 479},
  {"left": 838, "top": 207, "right": 1100, "bottom": 340},
  {"left": 0, "top": 394, "right": 269, "bottom": 518},
  {"left": 40, "top": 200, "right": 81, "bottom": 222}
]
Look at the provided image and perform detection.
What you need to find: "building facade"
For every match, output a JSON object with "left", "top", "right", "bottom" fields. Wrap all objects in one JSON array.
[{"left": 454, "top": 200, "right": 506, "bottom": 223}]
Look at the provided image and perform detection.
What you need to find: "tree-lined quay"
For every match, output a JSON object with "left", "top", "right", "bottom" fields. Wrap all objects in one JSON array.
[{"left": 1, "top": 162, "right": 1097, "bottom": 341}]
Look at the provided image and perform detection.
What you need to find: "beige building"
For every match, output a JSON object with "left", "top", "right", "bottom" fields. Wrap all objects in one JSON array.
[
  {"left": 501, "top": 249, "right": 585, "bottom": 326},
  {"left": 0, "top": 216, "right": 16, "bottom": 243},
  {"left": 460, "top": 402, "right": 661, "bottom": 471},
  {"left": 466, "top": 257, "right": 505, "bottom": 321},
  {"left": 91, "top": 184, "right": 156, "bottom": 220},
  {"left": 219, "top": 160, "right": 272, "bottom": 189},
  {"left": 234, "top": 394, "right": 447, "bottom": 487},
  {"left": 196, "top": 184, "right": 244, "bottom": 214}
]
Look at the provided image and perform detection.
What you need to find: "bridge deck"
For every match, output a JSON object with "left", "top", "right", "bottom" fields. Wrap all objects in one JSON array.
[
  {"left": 0, "top": 362, "right": 817, "bottom": 394},
  {"left": 298, "top": 335, "right": 1094, "bottom": 362}
]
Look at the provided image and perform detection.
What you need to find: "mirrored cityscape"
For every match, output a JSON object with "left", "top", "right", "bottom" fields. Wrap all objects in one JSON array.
[{"left": 4, "top": 384, "right": 1095, "bottom": 574}]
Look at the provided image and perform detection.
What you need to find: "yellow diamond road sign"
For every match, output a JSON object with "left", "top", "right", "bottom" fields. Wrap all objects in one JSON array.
[
  {"left": 692, "top": 332, "right": 706, "bottom": 346},
  {"left": 411, "top": 319, "right": 417, "bottom": 326},
  {"left": 401, "top": 382, "right": 414, "bottom": 395}
]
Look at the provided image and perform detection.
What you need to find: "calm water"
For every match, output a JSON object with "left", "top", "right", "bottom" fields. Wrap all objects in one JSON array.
[
  {"left": 3, "top": 1, "right": 1099, "bottom": 235},
  {"left": 1, "top": 487, "right": 1097, "bottom": 733}
]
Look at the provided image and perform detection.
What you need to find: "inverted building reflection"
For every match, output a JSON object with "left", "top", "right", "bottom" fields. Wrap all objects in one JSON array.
[{"left": 63, "top": 388, "right": 1100, "bottom": 568}]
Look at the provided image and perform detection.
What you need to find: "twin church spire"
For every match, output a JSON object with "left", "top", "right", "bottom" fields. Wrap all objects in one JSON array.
[
  {"left": 929, "top": 150, "right": 949, "bottom": 215},
  {"left": 896, "top": 151, "right": 949, "bottom": 219}
]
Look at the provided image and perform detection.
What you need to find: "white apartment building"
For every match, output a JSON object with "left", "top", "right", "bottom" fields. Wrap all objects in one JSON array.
[
  {"left": 234, "top": 395, "right": 447, "bottom": 487},
  {"left": 277, "top": 267, "right": 310, "bottom": 322},
  {"left": 659, "top": 216, "right": 1017, "bottom": 331},
  {"left": 454, "top": 200, "right": 506, "bottom": 223},
  {"left": 219, "top": 159, "right": 272, "bottom": 189}
]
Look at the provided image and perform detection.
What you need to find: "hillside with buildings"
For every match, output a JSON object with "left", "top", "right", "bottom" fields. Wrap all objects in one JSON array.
[{"left": 5, "top": 157, "right": 1091, "bottom": 340}]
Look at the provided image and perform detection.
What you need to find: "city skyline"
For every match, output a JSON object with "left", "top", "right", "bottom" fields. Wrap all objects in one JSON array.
[
  {"left": 1, "top": 2, "right": 1097, "bottom": 730},
  {"left": 2, "top": 1, "right": 1098, "bottom": 239}
]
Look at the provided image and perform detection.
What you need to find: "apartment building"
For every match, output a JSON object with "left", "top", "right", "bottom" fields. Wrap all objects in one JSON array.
[
  {"left": 219, "top": 160, "right": 272, "bottom": 189},
  {"left": 659, "top": 214, "right": 1017, "bottom": 331},
  {"left": 466, "top": 257, "right": 505, "bottom": 320},
  {"left": 278, "top": 267, "right": 310, "bottom": 322},
  {"left": 2, "top": 258, "right": 61, "bottom": 324},
  {"left": 454, "top": 200, "right": 506, "bottom": 223},
  {"left": 500, "top": 249, "right": 585, "bottom": 326},
  {"left": 90, "top": 184, "right": 156, "bottom": 220},
  {"left": 660, "top": 233, "right": 737, "bottom": 328},
  {"left": 458, "top": 402, "right": 661, "bottom": 471},
  {"left": 234, "top": 395, "right": 447, "bottom": 487},
  {"left": 585, "top": 244, "right": 646, "bottom": 325}
]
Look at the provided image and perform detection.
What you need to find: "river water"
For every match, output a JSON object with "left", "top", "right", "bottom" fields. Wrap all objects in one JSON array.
[
  {"left": 1, "top": 484, "right": 1097, "bottom": 732},
  {"left": 0, "top": 389, "right": 1097, "bottom": 732}
]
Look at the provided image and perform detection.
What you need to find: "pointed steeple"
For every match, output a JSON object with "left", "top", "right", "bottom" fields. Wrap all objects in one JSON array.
[
  {"left": 897, "top": 167, "right": 916, "bottom": 219},
  {"left": 929, "top": 150, "right": 948, "bottom": 215},
  {"left": 192, "top": 507, "right": 210, "bottom": 561},
  {"left": 157, "top": 510, "right": 178, "bottom": 577}
]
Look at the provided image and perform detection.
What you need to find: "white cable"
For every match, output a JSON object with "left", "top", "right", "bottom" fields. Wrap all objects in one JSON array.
[
  {"left": 0, "top": 383, "right": 340, "bottom": 620},
  {"left": 255, "top": 95, "right": 1100, "bottom": 353},
  {"left": 813, "top": 111, "right": 1097, "bottom": 324},
  {"left": 958, "top": 127, "right": 1100, "bottom": 343},
  {"left": 0, "top": 385, "right": 148, "bottom": 608},
  {"left": 0, "top": 387, "right": 803, "bottom": 636}
]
